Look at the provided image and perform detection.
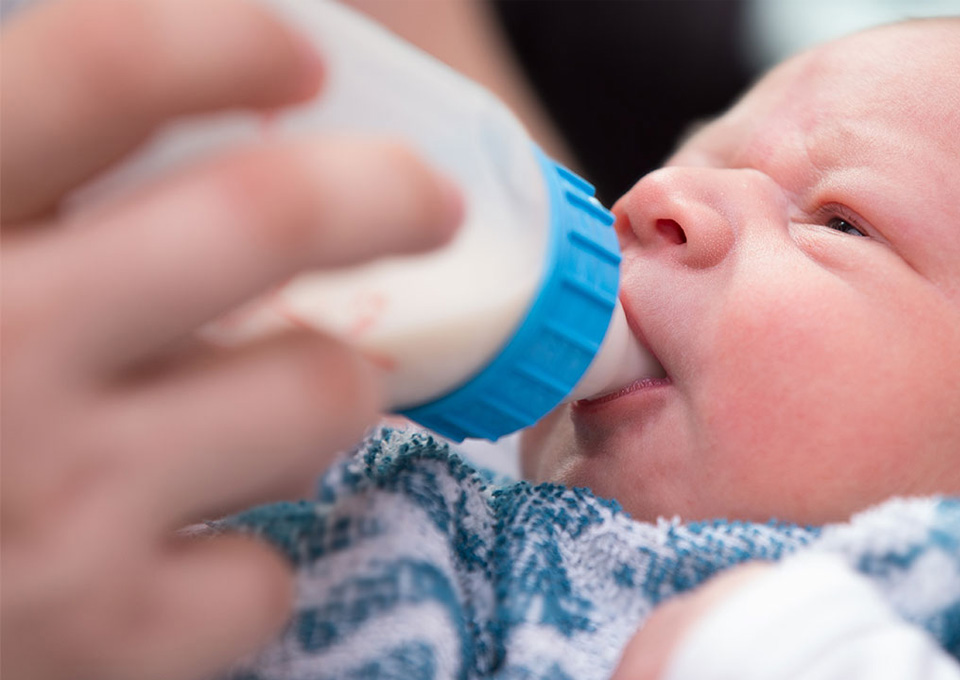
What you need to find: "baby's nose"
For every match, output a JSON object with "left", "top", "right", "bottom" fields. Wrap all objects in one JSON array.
[{"left": 614, "top": 166, "right": 780, "bottom": 269}]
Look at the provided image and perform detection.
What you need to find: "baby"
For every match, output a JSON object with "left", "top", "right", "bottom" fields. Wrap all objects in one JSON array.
[
  {"left": 225, "top": 17, "right": 960, "bottom": 680},
  {"left": 522, "top": 15, "right": 960, "bottom": 526}
]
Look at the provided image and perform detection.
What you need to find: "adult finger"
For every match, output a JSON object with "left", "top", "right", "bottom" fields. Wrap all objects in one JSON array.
[
  {"left": 111, "top": 330, "right": 381, "bottom": 526},
  {"left": 1, "top": 0, "right": 323, "bottom": 222},
  {"left": 107, "top": 535, "right": 293, "bottom": 680},
  {"left": 36, "top": 136, "right": 462, "bottom": 372}
]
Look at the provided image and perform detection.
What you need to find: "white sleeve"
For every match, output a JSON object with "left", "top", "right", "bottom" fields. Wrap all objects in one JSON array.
[{"left": 662, "top": 553, "right": 960, "bottom": 680}]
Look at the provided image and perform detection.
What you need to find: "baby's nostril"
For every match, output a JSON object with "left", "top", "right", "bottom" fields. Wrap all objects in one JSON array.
[{"left": 656, "top": 219, "right": 686, "bottom": 245}]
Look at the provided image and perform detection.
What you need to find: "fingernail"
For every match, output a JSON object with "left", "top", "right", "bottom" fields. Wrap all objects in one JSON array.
[
  {"left": 437, "top": 174, "right": 465, "bottom": 234},
  {"left": 291, "top": 32, "right": 326, "bottom": 97}
]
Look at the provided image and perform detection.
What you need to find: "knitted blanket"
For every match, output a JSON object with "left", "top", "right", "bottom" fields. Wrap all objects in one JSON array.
[{"left": 222, "top": 427, "right": 960, "bottom": 680}]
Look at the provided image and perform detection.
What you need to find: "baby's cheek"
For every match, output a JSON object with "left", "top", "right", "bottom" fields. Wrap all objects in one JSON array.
[
  {"left": 695, "top": 295, "right": 891, "bottom": 518},
  {"left": 700, "top": 294, "right": 822, "bottom": 447}
]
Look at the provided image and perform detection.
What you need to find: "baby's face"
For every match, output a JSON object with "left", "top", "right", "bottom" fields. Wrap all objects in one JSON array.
[{"left": 522, "top": 21, "right": 960, "bottom": 524}]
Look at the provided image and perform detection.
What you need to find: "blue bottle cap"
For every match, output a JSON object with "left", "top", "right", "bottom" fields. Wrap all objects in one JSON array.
[{"left": 402, "top": 146, "right": 620, "bottom": 441}]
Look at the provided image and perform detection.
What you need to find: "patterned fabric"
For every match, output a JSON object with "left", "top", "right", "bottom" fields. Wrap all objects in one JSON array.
[{"left": 222, "top": 427, "right": 960, "bottom": 680}]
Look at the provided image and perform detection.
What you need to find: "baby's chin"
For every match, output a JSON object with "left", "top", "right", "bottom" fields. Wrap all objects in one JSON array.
[
  {"left": 519, "top": 422, "right": 663, "bottom": 520},
  {"left": 517, "top": 407, "right": 573, "bottom": 481}
]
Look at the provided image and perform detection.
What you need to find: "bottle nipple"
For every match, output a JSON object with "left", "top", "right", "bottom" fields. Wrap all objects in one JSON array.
[{"left": 565, "top": 299, "right": 664, "bottom": 403}]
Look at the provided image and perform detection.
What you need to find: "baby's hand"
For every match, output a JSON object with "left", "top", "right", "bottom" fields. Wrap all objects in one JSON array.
[
  {"left": 1, "top": 2, "right": 460, "bottom": 679},
  {"left": 611, "top": 563, "right": 773, "bottom": 680}
]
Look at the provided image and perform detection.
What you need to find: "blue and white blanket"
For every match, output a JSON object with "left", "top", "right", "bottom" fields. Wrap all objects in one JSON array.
[{"left": 222, "top": 427, "right": 960, "bottom": 680}]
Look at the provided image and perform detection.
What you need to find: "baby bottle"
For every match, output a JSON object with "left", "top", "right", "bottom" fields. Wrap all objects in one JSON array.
[{"left": 81, "top": 0, "right": 662, "bottom": 441}]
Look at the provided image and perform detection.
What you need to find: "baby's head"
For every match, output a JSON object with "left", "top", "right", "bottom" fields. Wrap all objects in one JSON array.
[{"left": 522, "top": 18, "right": 960, "bottom": 525}]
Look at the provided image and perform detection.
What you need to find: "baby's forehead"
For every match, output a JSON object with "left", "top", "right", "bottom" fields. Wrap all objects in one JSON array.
[
  {"left": 776, "top": 21, "right": 959, "bottom": 117},
  {"left": 727, "top": 21, "right": 960, "bottom": 164},
  {"left": 677, "top": 22, "right": 959, "bottom": 162}
]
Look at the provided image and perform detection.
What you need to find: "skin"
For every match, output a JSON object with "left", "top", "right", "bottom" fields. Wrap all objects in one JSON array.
[
  {"left": 523, "top": 19, "right": 960, "bottom": 526},
  {"left": 1, "top": 1, "right": 461, "bottom": 679}
]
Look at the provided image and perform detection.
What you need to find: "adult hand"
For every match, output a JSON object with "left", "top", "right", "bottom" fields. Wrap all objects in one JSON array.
[
  {"left": 611, "top": 563, "right": 774, "bottom": 680},
  {"left": 1, "top": 1, "right": 461, "bottom": 679}
]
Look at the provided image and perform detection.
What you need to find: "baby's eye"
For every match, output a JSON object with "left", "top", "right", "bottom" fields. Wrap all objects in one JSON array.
[{"left": 826, "top": 216, "right": 867, "bottom": 237}]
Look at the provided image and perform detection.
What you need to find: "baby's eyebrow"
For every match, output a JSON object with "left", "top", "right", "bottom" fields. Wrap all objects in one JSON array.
[{"left": 804, "top": 119, "right": 960, "bottom": 275}]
